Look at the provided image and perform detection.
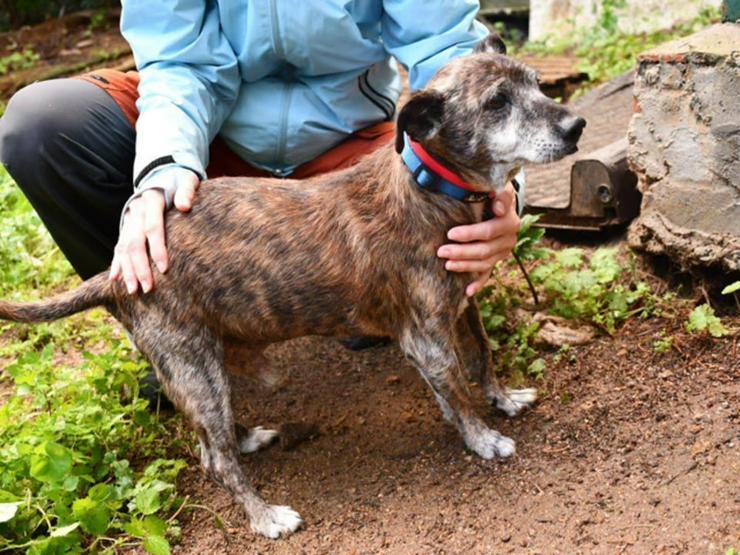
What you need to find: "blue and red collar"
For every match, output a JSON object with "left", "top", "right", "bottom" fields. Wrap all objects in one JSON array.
[{"left": 400, "top": 134, "right": 492, "bottom": 203}]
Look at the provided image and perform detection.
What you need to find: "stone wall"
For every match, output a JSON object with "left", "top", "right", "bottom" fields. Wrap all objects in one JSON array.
[
  {"left": 530, "top": 0, "right": 722, "bottom": 42},
  {"left": 627, "top": 23, "right": 740, "bottom": 271}
]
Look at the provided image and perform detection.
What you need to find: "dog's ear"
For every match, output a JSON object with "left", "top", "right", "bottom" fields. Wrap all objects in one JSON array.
[
  {"left": 474, "top": 32, "right": 507, "bottom": 55},
  {"left": 395, "top": 91, "right": 445, "bottom": 153}
]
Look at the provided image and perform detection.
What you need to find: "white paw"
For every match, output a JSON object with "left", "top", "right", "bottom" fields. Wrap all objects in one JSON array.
[
  {"left": 238, "top": 426, "right": 279, "bottom": 454},
  {"left": 251, "top": 505, "right": 303, "bottom": 539},
  {"left": 494, "top": 387, "right": 537, "bottom": 417},
  {"left": 465, "top": 428, "right": 516, "bottom": 459}
]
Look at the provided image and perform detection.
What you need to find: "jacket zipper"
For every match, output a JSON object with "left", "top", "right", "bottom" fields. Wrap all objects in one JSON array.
[
  {"left": 269, "top": 0, "right": 291, "bottom": 174},
  {"left": 274, "top": 84, "right": 293, "bottom": 174}
]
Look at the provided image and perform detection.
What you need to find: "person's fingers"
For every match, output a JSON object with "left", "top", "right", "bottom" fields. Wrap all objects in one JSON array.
[
  {"left": 118, "top": 199, "right": 149, "bottom": 294},
  {"left": 438, "top": 235, "right": 517, "bottom": 261},
  {"left": 466, "top": 272, "right": 491, "bottom": 297},
  {"left": 109, "top": 255, "right": 121, "bottom": 281},
  {"left": 446, "top": 218, "right": 494, "bottom": 243},
  {"left": 142, "top": 190, "right": 168, "bottom": 274},
  {"left": 174, "top": 172, "right": 200, "bottom": 212},
  {"left": 493, "top": 182, "right": 516, "bottom": 217},
  {"left": 445, "top": 256, "right": 498, "bottom": 273},
  {"left": 446, "top": 206, "right": 520, "bottom": 244}
]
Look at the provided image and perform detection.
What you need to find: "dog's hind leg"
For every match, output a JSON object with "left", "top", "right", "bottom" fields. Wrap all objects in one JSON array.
[
  {"left": 399, "top": 319, "right": 516, "bottom": 459},
  {"left": 457, "top": 302, "right": 537, "bottom": 417},
  {"left": 132, "top": 318, "right": 302, "bottom": 539}
]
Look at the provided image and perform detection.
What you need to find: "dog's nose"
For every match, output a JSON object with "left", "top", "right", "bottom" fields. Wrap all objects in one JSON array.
[{"left": 559, "top": 116, "right": 586, "bottom": 143}]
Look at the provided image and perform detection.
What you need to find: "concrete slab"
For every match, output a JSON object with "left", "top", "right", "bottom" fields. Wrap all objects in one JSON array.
[{"left": 628, "top": 23, "right": 740, "bottom": 271}]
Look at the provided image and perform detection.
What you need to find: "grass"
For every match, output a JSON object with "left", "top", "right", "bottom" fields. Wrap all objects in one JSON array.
[{"left": 0, "top": 166, "right": 190, "bottom": 554}]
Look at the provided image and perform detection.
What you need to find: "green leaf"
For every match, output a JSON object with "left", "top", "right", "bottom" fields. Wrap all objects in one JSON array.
[
  {"left": 721, "top": 281, "right": 740, "bottom": 295},
  {"left": 124, "top": 518, "right": 148, "bottom": 539},
  {"left": 143, "top": 516, "right": 168, "bottom": 537},
  {"left": 135, "top": 488, "right": 162, "bottom": 516},
  {"left": 50, "top": 522, "right": 80, "bottom": 538},
  {"left": 686, "top": 304, "right": 728, "bottom": 338},
  {"left": 30, "top": 442, "right": 73, "bottom": 484},
  {"left": 527, "top": 358, "right": 546, "bottom": 379},
  {"left": 72, "top": 497, "right": 111, "bottom": 536},
  {"left": 0, "top": 501, "right": 21, "bottom": 523},
  {"left": 556, "top": 248, "right": 584, "bottom": 269},
  {"left": 62, "top": 476, "right": 79, "bottom": 492},
  {"left": 590, "top": 247, "right": 620, "bottom": 284},
  {"left": 143, "top": 534, "right": 171, "bottom": 555}
]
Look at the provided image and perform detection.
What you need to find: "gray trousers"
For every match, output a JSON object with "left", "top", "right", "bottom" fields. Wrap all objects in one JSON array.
[{"left": 0, "top": 79, "right": 135, "bottom": 279}]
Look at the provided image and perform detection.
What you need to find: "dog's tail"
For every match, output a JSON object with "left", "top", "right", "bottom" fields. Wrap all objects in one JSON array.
[{"left": 0, "top": 273, "right": 113, "bottom": 323}]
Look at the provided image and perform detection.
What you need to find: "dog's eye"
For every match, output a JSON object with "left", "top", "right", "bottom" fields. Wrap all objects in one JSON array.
[{"left": 486, "top": 92, "right": 508, "bottom": 110}]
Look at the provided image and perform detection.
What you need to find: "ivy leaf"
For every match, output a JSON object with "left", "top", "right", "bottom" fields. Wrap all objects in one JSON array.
[
  {"left": 30, "top": 442, "right": 73, "bottom": 484},
  {"left": 143, "top": 534, "right": 171, "bottom": 555},
  {"left": 0, "top": 502, "right": 21, "bottom": 523}
]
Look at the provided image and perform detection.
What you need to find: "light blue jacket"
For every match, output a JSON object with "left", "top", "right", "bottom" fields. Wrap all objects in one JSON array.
[{"left": 121, "top": 0, "right": 488, "bottom": 188}]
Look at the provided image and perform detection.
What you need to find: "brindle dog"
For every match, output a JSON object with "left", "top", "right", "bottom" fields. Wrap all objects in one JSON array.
[{"left": 0, "top": 35, "right": 584, "bottom": 538}]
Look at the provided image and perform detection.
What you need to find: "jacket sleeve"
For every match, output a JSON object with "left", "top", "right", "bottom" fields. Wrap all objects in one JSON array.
[
  {"left": 120, "top": 0, "right": 240, "bottom": 188},
  {"left": 381, "top": 0, "right": 488, "bottom": 91}
]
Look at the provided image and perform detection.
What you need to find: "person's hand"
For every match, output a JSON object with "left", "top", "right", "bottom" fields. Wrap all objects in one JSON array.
[
  {"left": 437, "top": 182, "right": 520, "bottom": 297},
  {"left": 110, "top": 169, "right": 200, "bottom": 294}
]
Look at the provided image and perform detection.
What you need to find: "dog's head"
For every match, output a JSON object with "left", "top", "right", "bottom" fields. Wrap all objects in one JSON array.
[{"left": 395, "top": 34, "right": 586, "bottom": 192}]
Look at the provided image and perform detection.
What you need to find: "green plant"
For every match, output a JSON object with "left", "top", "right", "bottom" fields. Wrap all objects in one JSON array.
[
  {"left": 652, "top": 331, "right": 673, "bottom": 354},
  {"left": 722, "top": 281, "right": 740, "bottom": 295},
  {"left": 88, "top": 10, "right": 107, "bottom": 31},
  {"left": 513, "top": 5, "right": 722, "bottom": 90},
  {"left": 685, "top": 303, "right": 728, "bottom": 338},
  {"left": 0, "top": 49, "right": 40, "bottom": 76},
  {"left": 0, "top": 167, "right": 194, "bottom": 553},
  {"left": 478, "top": 215, "right": 662, "bottom": 379}
]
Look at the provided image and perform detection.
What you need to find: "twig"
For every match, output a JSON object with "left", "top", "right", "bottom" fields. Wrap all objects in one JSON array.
[
  {"left": 513, "top": 251, "right": 539, "bottom": 306},
  {"left": 167, "top": 494, "right": 191, "bottom": 523}
]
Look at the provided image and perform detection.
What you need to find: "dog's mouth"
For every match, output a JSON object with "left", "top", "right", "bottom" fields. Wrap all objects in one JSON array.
[{"left": 564, "top": 143, "right": 579, "bottom": 155}]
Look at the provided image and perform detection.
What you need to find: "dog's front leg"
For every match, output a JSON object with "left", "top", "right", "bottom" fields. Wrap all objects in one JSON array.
[
  {"left": 399, "top": 321, "right": 516, "bottom": 459},
  {"left": 457, "top": 301, "right": 537, "bottom": 417}
]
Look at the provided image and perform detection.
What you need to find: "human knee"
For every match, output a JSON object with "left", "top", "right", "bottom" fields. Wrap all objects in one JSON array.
[{"left": 0, "top": 80, "right": 77, "bottom": 176}]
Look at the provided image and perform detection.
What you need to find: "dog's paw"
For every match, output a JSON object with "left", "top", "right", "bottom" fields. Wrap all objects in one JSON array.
[
  {"left": 238, "top": 426, "right": 279, "bottom": 454},
  {"left": 250, "top": 505, "right": 303, "bottom": 539},
  {"left": 465, "top": 428, "right": 516, "bottom": 459},
  {"left": 492, "top": 387, "right": 537, "bottom": 417}
]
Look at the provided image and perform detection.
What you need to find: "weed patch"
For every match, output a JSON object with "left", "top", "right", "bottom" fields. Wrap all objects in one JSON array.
[
  {"left": 476, "top": 215, "right": 729, "bottom": 380},
  {"left": 0, "top": 167, "right": 193, "bottom": 554}
]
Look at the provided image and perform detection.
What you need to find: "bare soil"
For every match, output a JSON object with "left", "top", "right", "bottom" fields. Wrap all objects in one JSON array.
[
  {"left": 166, "top": 312, "right": 738, "bottom": 555},
  {"left": 0, "top": 9, "right": 132, "bottom": 102}
]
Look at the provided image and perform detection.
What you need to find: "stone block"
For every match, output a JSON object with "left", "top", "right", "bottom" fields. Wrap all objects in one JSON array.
[{"left": 627, "top": 23, "right": 740, "bottom": 271}]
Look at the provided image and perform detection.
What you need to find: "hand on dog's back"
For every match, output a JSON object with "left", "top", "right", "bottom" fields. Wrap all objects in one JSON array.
[{"left": 110, "top": 170, "right": 201, "bottom": 295}]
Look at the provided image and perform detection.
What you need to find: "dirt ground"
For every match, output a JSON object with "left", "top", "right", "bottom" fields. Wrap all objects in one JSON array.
[{"left": 164, "top": 310, "right": 738, "bottom": 555}]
